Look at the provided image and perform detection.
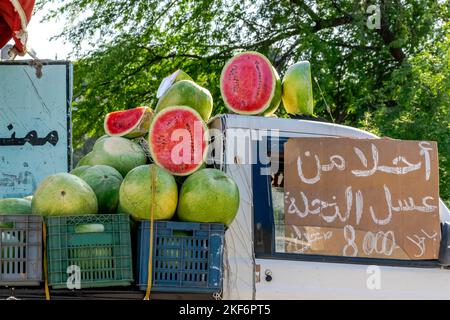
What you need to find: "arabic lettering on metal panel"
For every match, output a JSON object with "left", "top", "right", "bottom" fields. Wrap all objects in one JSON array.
[{"left": 0, "top": 63, "right": 72, "bottom": 198}]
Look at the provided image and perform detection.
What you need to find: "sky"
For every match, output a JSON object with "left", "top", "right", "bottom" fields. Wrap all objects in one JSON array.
[{"left": 8, "top": 5, "right": 73, "bottom": 60}]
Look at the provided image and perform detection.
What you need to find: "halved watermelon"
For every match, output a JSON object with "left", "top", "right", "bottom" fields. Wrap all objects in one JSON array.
[
  {"left": 220, "top": 51, "right": 278, "bottom": 115},
  {"left": 148, "top": 106, "right": 208, "bottom": 176},
  {"left": 282, "top": 61, "right": 314, "bottom": 115},
  {"left": 156, "top": 69, "right": 193, "bottom": 99},
  {"left": 104, "top": 106, "right": 153, "bottom": 138}
]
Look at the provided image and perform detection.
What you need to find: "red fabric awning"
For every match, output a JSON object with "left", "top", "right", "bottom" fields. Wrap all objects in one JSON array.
[{"left": 0, "top": 0, "right": 35, "bottom": 54}]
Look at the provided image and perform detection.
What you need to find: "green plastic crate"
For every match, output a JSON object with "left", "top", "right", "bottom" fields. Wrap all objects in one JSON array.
[{"left": 46, "top": 214, "right": 133, "bottom": 289}]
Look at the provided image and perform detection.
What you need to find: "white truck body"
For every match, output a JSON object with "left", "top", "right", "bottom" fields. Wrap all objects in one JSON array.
[{"left": 209, "top": 114, "right": 450, "bottom": 300}]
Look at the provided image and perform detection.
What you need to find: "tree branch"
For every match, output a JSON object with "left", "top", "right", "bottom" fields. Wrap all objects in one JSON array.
[
  {"left": 374, "top": 0, "right": 406, "bottom": 63},
  {"left": 327, "top": 40, "right": 380, "bottom": 51},
  {"left": 95, "top": 29, "right": 300, "bottom": 89},
  {"left": 290, "top": 0, "right": 320, "bottom": 21},
  {"left": 291, "top": 0, "right": 405, "bottom": 63},
  {"left": 274, "top": 39, "right": 301, "bottom": 69},
  {"left": 290, "top": 0, "right": 353, "bottom": 32},
  {"left": 313, "top": 15, "right": 353, "bottom": 32}
]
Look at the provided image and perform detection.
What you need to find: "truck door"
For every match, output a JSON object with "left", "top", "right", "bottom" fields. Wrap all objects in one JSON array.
[{"left": 252, "top": 136, "right": 450, "bottom": 300}]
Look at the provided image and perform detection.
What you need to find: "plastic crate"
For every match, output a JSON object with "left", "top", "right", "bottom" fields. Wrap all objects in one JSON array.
[
  {"left": 0, "top": 215, "right": 43, "bottom": 286},
  {"left": 46, "top": 214, "right": 133, "bottom": 289},
  {"left": 137, "top": 221, "right": 225, "bottom": 293}
]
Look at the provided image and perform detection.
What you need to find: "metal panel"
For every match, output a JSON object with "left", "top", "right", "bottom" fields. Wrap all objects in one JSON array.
[
  {"left": 208, "top": 114, "right": 379, "bottom": 138},
  {"left": 0, "top": 61, "right": 72, "bottom": 198},
  {"left": 209, "top": 114, "right": 450, "bottom": 300},
  {"left": 254, "top": 258, "right": 450, "bottom": 300},
  {"left": 209, "top": 116, "right": 255, "bottom": 300}
]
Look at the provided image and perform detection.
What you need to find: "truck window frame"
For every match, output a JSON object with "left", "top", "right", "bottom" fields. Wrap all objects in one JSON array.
[{"left": 252, "top": 136, "right": 440, "bottom": 268}]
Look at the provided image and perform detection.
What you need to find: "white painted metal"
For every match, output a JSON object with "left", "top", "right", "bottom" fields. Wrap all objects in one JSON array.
[
  {"left": 209, "top": 116, "right": 255, "bottom": 300},
  {"left": 209, "top": 114, "right": 450, "bottom": 300},
  {"left": 254, "top": 259, "right": 450, "bottom": 300}
]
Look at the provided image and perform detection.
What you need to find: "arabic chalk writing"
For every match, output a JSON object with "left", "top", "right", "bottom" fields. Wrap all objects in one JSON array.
[
  {"left": 295, "top": 141, "right": 433, "bottom": 183},
  {"left": 362, "top": 230, "right": 396, "bottom": 256},
  {"left": 343, "top": 224, "right": 358, "bottom": 257},
  {"left": 284, "top": 138, "right": 440, "bottom": 260},
  {"left": 289, "top": 225, "right": 334, "bottom": 253},
  {"left": 296, "top": 151, "right": 345, "bottom": 184},
  {"left": 406, "top": 229, "right": 439, "bottom": 258},
  {"left": 351, "top": 143, "right": 432, "bottom": 179}
]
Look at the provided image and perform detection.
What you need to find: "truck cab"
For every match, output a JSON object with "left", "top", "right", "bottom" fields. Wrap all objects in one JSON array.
[{"left": 209, "top": 114, "right": 450, "bottom": 300}]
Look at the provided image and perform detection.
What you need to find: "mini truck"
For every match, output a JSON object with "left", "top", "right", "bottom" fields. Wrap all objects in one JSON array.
[
  {"left": 1, "top": 86, "right": 450, "bottom": 298},
  {"left": 208, "top": 114, "right": 450, "bottom": 300}
]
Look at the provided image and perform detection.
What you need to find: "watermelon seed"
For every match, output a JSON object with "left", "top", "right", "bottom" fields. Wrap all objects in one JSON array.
[{"left": 157, "top": 135, "right": 168, "bottom": 145}]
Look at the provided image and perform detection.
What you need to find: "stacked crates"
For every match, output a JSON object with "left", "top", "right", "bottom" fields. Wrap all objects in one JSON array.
[
  {"left": 0, "top": 213, "right": 226, "bottom": 294},
  {"left": 46, "top": 214, "right": 133, "bottom": 289},
  {"left": 0, "top": 215, "right": 43, "bottom": 286},
  {"left": 137, "top": 221, "right": 225, "bottom": 293}
]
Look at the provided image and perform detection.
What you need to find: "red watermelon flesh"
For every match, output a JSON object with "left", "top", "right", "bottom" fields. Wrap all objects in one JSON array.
[
  {"left": 220, "top": 52, "right": 276, "bottom": 115},
  {"left": 104, "top": 106, "right": 153, "bottom": 138},
  {"left": 149, "top": 106, "right": 208, "bottom": 176}
]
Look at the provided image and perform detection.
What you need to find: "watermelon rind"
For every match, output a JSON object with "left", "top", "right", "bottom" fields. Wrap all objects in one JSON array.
[
  {"left": 104, "top": 106, "right": 153, "bottom": 138},
  {"left": 31, "top": 173, "right": 98, "bottom": 217},
  {"left": 263, "top": 66, "right": 282, "bottom": 116},
  {"left": 75, "top": 223, "right": 105, "bottom": 233},
  {"left": 155, "top": 80, "right": 213, "bottom": 121},
  {"left": 119, "top": 164, "right": 178, "bottom": 221},
  {"left": 70, "top": 165, "right": 91, "bottom": 177},
  {"left": 177, "top": 168, "right": 240, "bottom": 226},
  {"left": 77, "top": 165, "right": 123, "bottom": 214},
  {"left": 281, "top": 61, "right": 314, "bottom": 115},
  {"left": 156, "top": 69, "right": 193, "bottom": 99},
  {"left": 0, "top": 198, "right": 32, "bottom": 215},
  {"left": 76, "top": 136, "right": 147, "bottom": 177}
]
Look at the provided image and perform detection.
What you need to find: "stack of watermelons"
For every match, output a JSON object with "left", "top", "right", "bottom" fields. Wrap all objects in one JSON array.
[{"left": 2, "top": 51, "right": 313, "bottom": 228}]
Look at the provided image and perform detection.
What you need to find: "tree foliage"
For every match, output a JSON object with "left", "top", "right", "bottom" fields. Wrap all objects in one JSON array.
[{"left": 36, "top": 0, "right": 449, "bottom": 204}]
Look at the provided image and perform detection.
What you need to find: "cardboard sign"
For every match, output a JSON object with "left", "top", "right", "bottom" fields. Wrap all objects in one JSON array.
[
  {"left": 0, "top": 62, "right": 73, "bottom": 198},
  {"left": 284, "top": 137, "right": 441, "bottom": 260}
]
